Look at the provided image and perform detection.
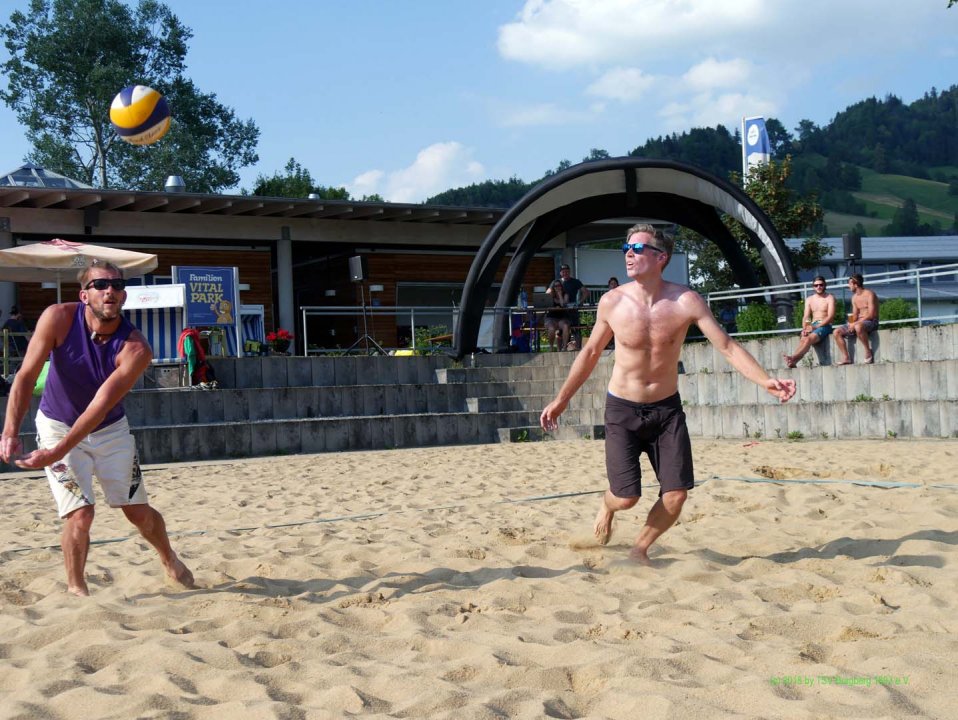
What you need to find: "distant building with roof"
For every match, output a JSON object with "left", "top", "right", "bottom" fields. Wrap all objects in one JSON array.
[
  {"left": 0, "top": 164, "right": 642, "bottom": 352},
  {"left": 786, "top": 235, "right": 958, "bottom": 320},
  {"left": 0, "top": 163, "right": 95, "bottom": 190}
]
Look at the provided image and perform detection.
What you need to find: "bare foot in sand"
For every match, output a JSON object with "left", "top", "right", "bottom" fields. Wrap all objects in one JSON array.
[
  {"left": 67, "top": 582, "right": 90, "bottom": 597},
  {"left": 628, "top": 546, "right": 656, "bottom": 567},
  {"left": 164, "top": 553, "right": 195, "bottom": 589},
  {"left": 594, "top": 505, "right": 614, "bottom": 546}
]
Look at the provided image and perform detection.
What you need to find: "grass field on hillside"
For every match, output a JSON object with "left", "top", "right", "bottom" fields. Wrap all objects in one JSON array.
[
  {"left": 859, "top": 168, "right": 958, "bottom": 214},
  {"left": 819, "top": 168, "right": 958, "bottom": 235},
  {"left": 823, "top": 211, "right": 887, "bottom": 236}
]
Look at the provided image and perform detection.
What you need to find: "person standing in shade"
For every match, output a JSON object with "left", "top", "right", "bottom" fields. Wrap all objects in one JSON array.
[
  {"left": 0, "top": 259, "right": 194, "bottom": 596},
  {"left": 2, "top": 305, "right": 28, "bottom": 355},
  {"left": 544, "top": 279, "right": 570, "bottom": 351},
  {"left": 540, "top": 224, "right": 795, "bottom": 564},
  {"left": 551, "top": 263, "right": 589, "bottom": 350},
  {"left": 783, "top": 276, "right": 835, "bottom": 368},
  {"left": 833, "top": 273, "right": 879, "bottom": 365}
]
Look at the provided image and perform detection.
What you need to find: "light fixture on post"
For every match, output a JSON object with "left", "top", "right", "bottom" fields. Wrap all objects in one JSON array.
[
  {"left": 345, "top": 255, "right": 385, "bottom": 356},
  {"left": 164, "top": 175, "right": 186, "bottom": 192}
]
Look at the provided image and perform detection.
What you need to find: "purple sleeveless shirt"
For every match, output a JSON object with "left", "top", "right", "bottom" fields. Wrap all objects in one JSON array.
[{"left": 39, "top": 303, "right": 135, "bottom": 431}]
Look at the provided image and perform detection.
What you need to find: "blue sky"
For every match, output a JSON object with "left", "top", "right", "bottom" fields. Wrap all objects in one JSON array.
[{"left": 1, "top": 0, "right": 956, "bottom": 202}]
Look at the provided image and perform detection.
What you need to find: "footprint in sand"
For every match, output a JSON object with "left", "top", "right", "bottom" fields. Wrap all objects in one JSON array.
[{"left": 568, "top": 533, "right": 609, "bottom": 550}]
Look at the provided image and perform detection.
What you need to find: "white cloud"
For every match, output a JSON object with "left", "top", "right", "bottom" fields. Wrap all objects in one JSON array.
[
  {"left": 683, "top": 58, "right": 751, "bottom": 91},
  {"left": 498, "top": 0, "right": 766, "bottom": 69},
  {"left": 659, "top": 91, "right": 777, "bottom": 131},
  {"left": 349, "top": 169, "right": 384, "bottom": 199},
  {"left": 586, "top": 67, "right": 655, "bottom": 102},
  {"left": 348, "top": 142, "right": 485, "bottom": 203},
  {"left": 496, "top": 102, "right": 596, "bottom": 128}
]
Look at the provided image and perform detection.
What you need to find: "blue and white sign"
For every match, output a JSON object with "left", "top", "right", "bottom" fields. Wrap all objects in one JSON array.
[
  {"left": 171, "top": 265, "right": 243, "bottom": 357},
  {"left": 743, "top": 116, "right": 771, "bottom": 176}
]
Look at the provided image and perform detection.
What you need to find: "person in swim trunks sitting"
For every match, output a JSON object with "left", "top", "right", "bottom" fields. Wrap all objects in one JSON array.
[
  {"left": 783, "top": 276, "right": 835, "bottom": 368},
  {"left": 540, "top": 224, "right": 795, "bottom": 564},
  {"left": 833, "top": 273, "right": 879, "bottom": 365}
]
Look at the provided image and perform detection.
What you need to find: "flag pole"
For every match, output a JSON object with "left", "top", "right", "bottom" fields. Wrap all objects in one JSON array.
[{"left": 741, "top": 116, "right": 747, "bottom": 183}]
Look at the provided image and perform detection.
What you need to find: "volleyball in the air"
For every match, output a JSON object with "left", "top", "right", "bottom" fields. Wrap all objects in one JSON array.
[{"left": 109, "top": 85, "right": 171, "bottom": 146}]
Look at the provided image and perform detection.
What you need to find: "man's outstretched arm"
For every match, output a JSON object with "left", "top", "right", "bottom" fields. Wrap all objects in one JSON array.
[
  {"left": 691, "top": 294, "right": 796, "bottom": 403},
  {"left": 540, "top": 300, "right": 614, "bottom": 430}
]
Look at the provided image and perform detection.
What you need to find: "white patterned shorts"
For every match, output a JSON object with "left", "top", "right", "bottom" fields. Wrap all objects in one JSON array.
[{"left": 35, "top": 410, "right": 147, "bottom": 518}]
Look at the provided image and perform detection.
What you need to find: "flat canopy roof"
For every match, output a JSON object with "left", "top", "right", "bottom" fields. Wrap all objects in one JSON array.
[{"left": 0, "top": 185, "right": 505, "bottom": 226}]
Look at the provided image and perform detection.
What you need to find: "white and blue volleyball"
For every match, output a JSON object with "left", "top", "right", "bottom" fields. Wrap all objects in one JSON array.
[{"left": 109, "top": 85, "right": 171, "bottom": 146}]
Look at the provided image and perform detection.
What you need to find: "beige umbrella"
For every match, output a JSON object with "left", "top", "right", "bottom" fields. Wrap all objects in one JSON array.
[{"left": 0, "top": 238, "right": 158, "bottom": 302}]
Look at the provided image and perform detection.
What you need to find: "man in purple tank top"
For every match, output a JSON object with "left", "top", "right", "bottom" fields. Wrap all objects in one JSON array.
[{"left": 1, "top": 259, "right": 194, "bottom": 596}]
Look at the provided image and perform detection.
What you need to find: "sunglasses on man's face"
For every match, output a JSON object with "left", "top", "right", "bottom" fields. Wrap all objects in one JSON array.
[
  {"left": 622, "top": 242, "right": 664, "bottom": 255},
  {"left": 813, "top": 283, "right": 825, "bottom": 288},
  {"left": 84, "top": 278, "right": 126, "bottom": 291}
]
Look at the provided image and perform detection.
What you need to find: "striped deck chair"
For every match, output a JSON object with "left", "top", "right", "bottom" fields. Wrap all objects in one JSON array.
[
  {"left": 124, "top": 306, "right": 185, "bottom": 363},
  {"left": 223, "top": 304, "right": 267, "bottom": 356}
]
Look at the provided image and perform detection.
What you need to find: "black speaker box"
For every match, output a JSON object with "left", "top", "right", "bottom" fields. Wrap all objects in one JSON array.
[
  {"left": 842, "top": 233, "right": 862, "bottom": 260},
  {"left": 348, "top": 255, "right": 367, "bottom": 282}
]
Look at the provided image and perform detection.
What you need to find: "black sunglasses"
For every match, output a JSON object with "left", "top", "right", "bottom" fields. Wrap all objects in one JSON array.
[
  {"left": 622, "top": 242, "right": 664, "bottom": 255},
  {"left": 813, "top": 283, "right": 825, "bottom": 288},
  {"left": 84, "top": 278, "right": 126, "bottom": 291}
]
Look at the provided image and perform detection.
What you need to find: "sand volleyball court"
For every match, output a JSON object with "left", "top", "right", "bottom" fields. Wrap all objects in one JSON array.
[{"left": 1, "top": 439, "right": 956, "bottom": 718}]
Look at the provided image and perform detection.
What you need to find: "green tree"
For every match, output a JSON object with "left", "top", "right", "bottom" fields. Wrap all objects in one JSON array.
[
  {"left": 250, "top": 157, "right": 350, "bottom": 199},
  {"left": 763, "top": 117, "right": 794, "bottom": 158},
  {"left": 582, "top": 148, "right": 611, "bottom": 162},
  {"left": 884, "top": 198, "right": 922, "bottom": 235},
  {"left": 676, "top": 156, "right": 826, "bottom": 293},
  {"left": 0, "top": 0, "right": 259, "bottom": 191},
  {"left": 542, "top": 159, "right": 573, "bottom": 177},
  {"left": 425, "top": 176, "right": 531, "bottom": 207}
]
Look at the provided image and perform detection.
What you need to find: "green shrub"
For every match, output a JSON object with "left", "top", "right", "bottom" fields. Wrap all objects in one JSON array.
[
  {"left": 879, "top": 297, "right": 919, "bottom": 328},
  {"left": 414, "top": 324, "right": 451, "bottom": 354},
  {"left": 736, "top": 303, "right": 776, "bottom": 338}
]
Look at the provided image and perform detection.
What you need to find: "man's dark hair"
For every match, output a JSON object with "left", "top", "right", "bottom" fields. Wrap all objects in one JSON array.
[
  {"left": 813, "top": 275, "right": 826, "bottom": 286},
  {"left": 850, "top": 273, "right": 864, "bottom": 287}
]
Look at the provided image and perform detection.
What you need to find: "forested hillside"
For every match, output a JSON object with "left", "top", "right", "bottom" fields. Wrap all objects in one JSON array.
[{"left": 427, "top": 85, "right": 958, "bottom": 237}]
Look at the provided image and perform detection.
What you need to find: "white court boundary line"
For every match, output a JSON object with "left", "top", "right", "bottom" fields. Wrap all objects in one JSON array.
[{"left": 6, "top": 476, "right": 957, "bottom": 555}]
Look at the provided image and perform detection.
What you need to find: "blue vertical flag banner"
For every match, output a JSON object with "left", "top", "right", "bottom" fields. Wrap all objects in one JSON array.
[
  {"left": 172, "top": 265, "right": 243, "bottom": 357},
  {"left": 742, "top": 116, "right": 771, "bottom": 177}
]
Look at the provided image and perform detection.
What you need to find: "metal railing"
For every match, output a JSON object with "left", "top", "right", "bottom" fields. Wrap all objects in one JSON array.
[
  {"left": 1, "top": 328, "right": 30, "bottom": 377},
  {"left": 705, "top": 262, "right": 958, "bottom": 332},
  {"left": 295, "top": 265, "right": 958, "bottom": 355},
  {"left": 298, "top": 303, "right": 601, "bottom": 355}
]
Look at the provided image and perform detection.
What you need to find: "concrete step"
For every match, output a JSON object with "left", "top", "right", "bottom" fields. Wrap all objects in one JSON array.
[
  {"left": 679, "top": 358, "right": 958, "bottom": 406},
  {"left": 452, "top": 376, "right": 612, "bottom": 400},
  {"left": 437, "top": 362, "right": 611, "bottom": 384},
  {"left": 685, "top": 399, "right": 957, "bottom": 440},
  {"left": 497, "top": 425, "right": 606, "bottom": 443}
]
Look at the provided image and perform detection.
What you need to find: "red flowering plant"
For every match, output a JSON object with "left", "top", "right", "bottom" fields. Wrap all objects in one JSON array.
[{"left": 266, "top": 328, "right": 294, "bottom": 352}]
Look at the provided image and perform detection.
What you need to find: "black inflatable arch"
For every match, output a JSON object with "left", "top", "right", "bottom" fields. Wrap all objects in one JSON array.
[{"left": 454, "top": 158, "right": 796, "bottom": 357}]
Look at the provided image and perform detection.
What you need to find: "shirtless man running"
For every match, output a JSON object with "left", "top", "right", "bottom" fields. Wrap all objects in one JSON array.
[
  {"left": 540, "top": 224, "right": 796, "bottom": 564},
  {"left": 783, "top": 276, "right": 835, "bottom": 368}
]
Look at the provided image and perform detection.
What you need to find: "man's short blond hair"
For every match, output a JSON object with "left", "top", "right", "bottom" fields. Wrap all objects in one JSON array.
[
  {"left": 78, "top": 258, "right": 124, "bottom": 286},
  {"left": 627, "top": 223, "right": 674, "bottom": 262}
]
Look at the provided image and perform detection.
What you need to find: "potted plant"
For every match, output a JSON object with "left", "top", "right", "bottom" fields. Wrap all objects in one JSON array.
[{"left": 266, "top": 328, "right": 294, "bottom": 354}]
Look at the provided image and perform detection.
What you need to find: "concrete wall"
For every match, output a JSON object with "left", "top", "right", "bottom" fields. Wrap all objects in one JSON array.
[{"left": 2, "top": 324, "right": 955, "bottom": 471}]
